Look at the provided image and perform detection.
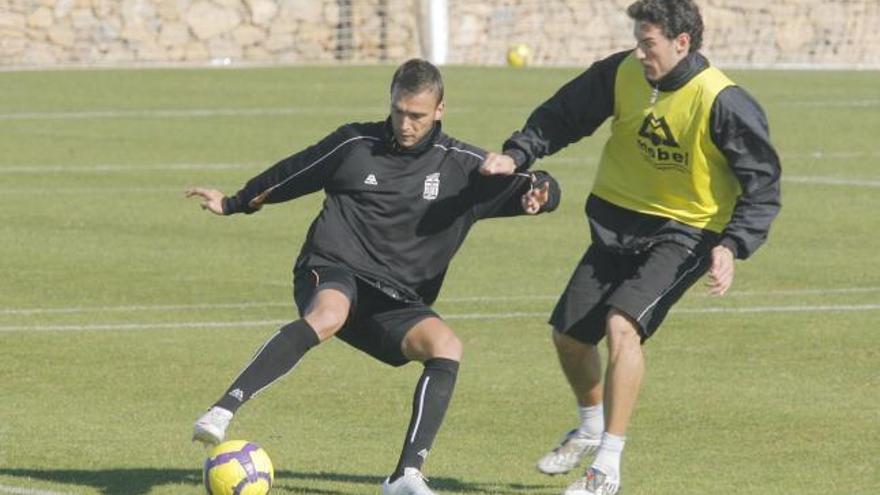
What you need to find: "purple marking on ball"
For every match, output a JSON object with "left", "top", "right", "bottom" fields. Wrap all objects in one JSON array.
[
  {"left": 232, "top": 471, "right": 273, "bottom": 495},
  {"left": 204, "top": 457, "right": 214, "bottom": 495},
  {"left": 205, "top": 442, "right": 261, "bottom": 472},
  {"left": 205, "top": 442, "right": 271, "bottom": 493}
]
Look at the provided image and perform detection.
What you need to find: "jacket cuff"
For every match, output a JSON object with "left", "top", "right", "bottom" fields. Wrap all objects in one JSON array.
[
  {"left": 719, "top": 236, "right": 740, "bottom": 259},
  {"left": 221, "top": 196, "right": 236, "bottom": 215},
  {"left": 223, "top": 193, "right": 262, "bottom": 215},
  {"left": 503, "top": 148, "right": 528, "bottom": 170},
  {"left": 221, "top": 196, "right": 252, "bottom": 215}
]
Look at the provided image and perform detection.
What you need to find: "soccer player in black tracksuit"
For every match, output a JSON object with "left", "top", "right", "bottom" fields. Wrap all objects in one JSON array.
[
  {"left": 186, "top": 59, "right": 560, "bottom": 495},
  {"left": 481, "top": 1, "right": 781, "bottom": 494}
]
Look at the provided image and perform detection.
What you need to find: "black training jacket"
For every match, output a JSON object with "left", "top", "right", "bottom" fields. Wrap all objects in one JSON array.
[
  {"left": 223, "top": 119, "right": 560, "bottom": 304},
  {"left": 502, "top": 50, "right": 781, "bottom": 259}
]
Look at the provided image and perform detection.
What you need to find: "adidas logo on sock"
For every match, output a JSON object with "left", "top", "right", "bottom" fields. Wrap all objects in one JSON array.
[{"left": 228, "top": 388, "right": 244, "bottom": 401}]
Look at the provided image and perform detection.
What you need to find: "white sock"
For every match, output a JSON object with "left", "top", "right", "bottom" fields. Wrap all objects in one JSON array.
[
  {"left": 592, "top": 432, "right": 625, "bottom": 479},
  {"left": 576, "top": 404, "right": 604, "bottom": 438}
]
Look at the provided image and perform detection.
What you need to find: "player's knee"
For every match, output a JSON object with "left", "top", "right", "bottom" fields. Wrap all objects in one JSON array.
[
  {"left": 606, "top": 310, "right": 641, "bottom": 349},
  {"left": 403, "top": 318, "right": 463, "bottom": 362},
  {"left": 412, "top": 330, "right": 462, "bottom": 362},
  {"left": 553, "top": 329, "right": 589, "bottom": 355},
  {"left": 304, "top": 306, "right": 347, "bottom": 340},
  {"left": 430, "top": 332, "right": 463, "bottom": 361}
]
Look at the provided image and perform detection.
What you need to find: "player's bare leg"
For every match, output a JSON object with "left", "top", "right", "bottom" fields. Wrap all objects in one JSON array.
[
  {"left": 565, "top": 309, "right": 642, "bottom": 494},
  {"left": 602, "top": 310, "right": 643, "bottom": 437},
  {"left": 401, "top": 317, "right": 463, "bottom": 362},
  {"left": 554, "top": 331, "right": 603, "bottom": 409},
  {"left": 302, "top": 288, "right": 351, "bottom": 341},
  {"left": 537, "top": 331, "right": 603, "bottom": 475}
]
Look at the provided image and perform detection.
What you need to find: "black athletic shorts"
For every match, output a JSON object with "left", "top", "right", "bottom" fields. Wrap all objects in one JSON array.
[
  {"left": 292, "top": 266, "right": 439, "bottom": 367},
  {"left": 549, "top": 241, "right": 711, "bottom": 344}
]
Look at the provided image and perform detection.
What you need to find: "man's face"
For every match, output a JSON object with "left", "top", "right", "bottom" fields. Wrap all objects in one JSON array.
[
  {"left": 390, "top": 87, "right": 444, "bottom": 148},
  {"left": 633, "top": 21, "right": 690, "bottom": 82}
]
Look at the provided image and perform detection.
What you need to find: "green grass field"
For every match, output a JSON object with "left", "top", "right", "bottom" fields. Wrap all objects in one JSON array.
[{"left": 0, "top": 64, "right": 877, "bottom": 495}]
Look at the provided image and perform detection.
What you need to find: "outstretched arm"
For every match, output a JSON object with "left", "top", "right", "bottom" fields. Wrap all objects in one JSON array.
[
  {"left": 472, "top": 170, "right": 561, "bottom": 219},
  {"left": 215, "top": 125, "right": 361, "bottom": 215},
  {"left": 497, "top": 51, "right": 625, "bottom": 171}
]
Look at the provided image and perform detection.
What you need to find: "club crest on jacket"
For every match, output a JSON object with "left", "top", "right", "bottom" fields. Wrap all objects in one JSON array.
[{"left": 423, "top": 173, "right": 440, "bottom": 200}]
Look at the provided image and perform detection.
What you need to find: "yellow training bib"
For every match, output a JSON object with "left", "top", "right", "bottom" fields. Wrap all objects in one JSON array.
[{"left": 593, "top": 53, "right": 741, "bottom": 232}]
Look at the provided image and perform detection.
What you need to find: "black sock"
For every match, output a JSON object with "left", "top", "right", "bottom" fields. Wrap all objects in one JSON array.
[
  {"left": 390, "top": 358, "right": 459, "bottom": 481},
  {"left": 214, "top": 319, "right": 320, "bottom": 413}
]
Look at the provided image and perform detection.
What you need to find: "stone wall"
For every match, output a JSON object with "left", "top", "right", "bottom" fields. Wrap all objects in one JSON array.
[
  {"left": 0, "top": 0, "right": 421, "bottom": 66},
  {"left": 1, "top": 0, "right": 878, "bottom": 68},
  {"left": 448, "top": 0, "right": 880, "bottom": 68}
]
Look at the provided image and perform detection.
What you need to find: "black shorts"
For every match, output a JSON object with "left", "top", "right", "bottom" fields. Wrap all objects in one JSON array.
[
  {"left": 549, "top": 241, "right": 711, "bottom": 345},
  {"left": 293, "top": 266, "right": 438, "bottom": 367}
]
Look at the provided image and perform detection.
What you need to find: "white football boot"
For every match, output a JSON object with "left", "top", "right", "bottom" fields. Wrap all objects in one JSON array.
[
  {"left": 563, "top": 466, "right": 620, "bottom": 495},
  {"left": 381, "top": 467, "right": 437, "bottom": 495},
  {"left": 537, "top": 429, "right": 601, "bottom": 475},
  {"left": 192, "top": 406, "right": 233, "bottom": 445}
]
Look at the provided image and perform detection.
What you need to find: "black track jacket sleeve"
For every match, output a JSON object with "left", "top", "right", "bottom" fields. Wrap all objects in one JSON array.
[
  {"left": 222, "top": 125, "right": 360, "bottom": 214},
  {"left": 471, "top": 170, "right": 561, "bottom": 220},
  {"left": 710, "top": 87, "right": 782, "bottom": 259},
  {"left": 501, "top": 51, "right": 628, "bottom": 169}
]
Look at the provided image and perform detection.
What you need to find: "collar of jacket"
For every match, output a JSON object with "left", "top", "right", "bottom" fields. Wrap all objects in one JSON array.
[
  {"left": 383, "top": 117, "right": 443, "bottom": 155},
  {"left": 653, "top": 51, "right": 710, "bottom": 92}
]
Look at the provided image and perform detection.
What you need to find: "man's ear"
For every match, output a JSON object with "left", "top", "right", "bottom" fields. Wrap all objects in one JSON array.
[
  {"left": 675, "top": 32, "right": 691, "bottom": 54},
  {"left": 434, "top": 100, "right": 445, "bottom": 121}
]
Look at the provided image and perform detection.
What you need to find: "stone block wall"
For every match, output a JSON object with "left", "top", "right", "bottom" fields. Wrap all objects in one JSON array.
[
  {"left": 1, "top": 0, "right": 878, "bottom": 68},
  {"left": 0, "top": 0, "right": 421, "bottom": 66},
  {"left": 448, "top": 0, "right": 880, "bottom": 68}
]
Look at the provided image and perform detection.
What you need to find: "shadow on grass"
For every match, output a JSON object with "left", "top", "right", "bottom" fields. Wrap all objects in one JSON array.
[{"left": 0, "top": 468, "right": 558, "bottom": 494}]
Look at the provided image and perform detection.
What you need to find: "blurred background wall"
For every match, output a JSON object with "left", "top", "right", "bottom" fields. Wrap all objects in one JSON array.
[{"left": 1, "top": 0, "right": 878, "bottom": 69}]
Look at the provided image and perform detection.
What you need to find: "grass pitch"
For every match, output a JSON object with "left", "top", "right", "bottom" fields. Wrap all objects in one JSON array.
[{"left": 0, "top": 64, "right": 878, "bottom": 495}]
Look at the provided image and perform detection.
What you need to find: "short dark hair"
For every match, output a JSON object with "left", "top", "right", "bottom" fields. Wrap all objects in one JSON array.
[
  {"left": 390, "top": 58, "right": 444, "bottom": 102},
  {"left": 627, "top": 0, "right": 704, "bottom": 52}
]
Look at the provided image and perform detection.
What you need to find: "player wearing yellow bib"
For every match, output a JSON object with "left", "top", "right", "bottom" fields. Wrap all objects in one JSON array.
[{"left": 481, "top": 1, "right": 781, "bottom": 494}]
